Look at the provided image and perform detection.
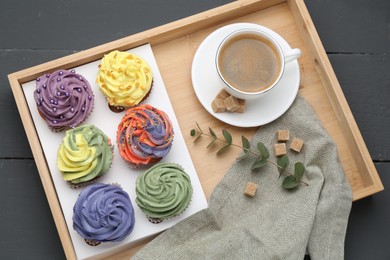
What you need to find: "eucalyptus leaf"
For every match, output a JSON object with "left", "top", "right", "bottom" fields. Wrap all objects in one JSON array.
[
  {"left": 251, "top": 157, "right": 267, "bottom": 171},
  {"left": 209, "top": 127, "right": 217, "bottom": 138},
  {"left": 277, "top": 155, "right": 289, "bottom": 179},
  {"left": 257, "top": 142, "right": 270, "bottom": 159},
  {"left": 277, "top": 155, "right": 289, "bottom": 173},
  {"left": 190, "top": 129, "right": 196, "bottom": 137},
  {"left": 191, "top": 122, "right": 309, "bottom": 190},
  {"left": 222, "top": 129, "right": 232, "bottom": 144},
  {"left": 294, "top": 162, "right": 305, "bottom": 181},
  {"left": 237, "top": 135, "right": 251, "bottom": 160},
  {"left": 217, "top": 144, "right": 231, "bottom": 155},
  {"left": 282, "top": 175, "right": 298, "bottom": 189},
  {"left": 242, "top": 135, "right": 250, "bottom": 153}
]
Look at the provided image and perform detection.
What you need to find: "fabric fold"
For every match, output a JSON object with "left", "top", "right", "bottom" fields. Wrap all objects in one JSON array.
[{"left": 133, "top": 95, "right": 352, "bottom": 260}]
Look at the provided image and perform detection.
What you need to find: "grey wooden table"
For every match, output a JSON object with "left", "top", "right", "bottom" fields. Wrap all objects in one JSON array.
[{"left": 0, "top": 0, "right": 389, "bottom": 259}]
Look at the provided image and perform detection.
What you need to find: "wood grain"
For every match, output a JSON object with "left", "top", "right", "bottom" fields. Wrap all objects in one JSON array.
[
  {"left": 0, "top": 0, "right": 233, "bottom": 50},
  {"left": 304, "top": 0, "right": 390, "bottom": 54},
  {"left": 328, "top": 54, "right": 390, "bottom": 161},
  {"left": 0, "top": 159, "right": 65, "bottom": 258},
  {"left": 345, "top": 163, "right": 390, "bottom": 260},
  {"left": 0, "top": 50, "right": 73, "bottom": 158},
  {"left": 288, "top": 0, "right": 383, "bottom": 198},
  {"left": 7, "top": 0, "right": 384, "bottom": 258}
]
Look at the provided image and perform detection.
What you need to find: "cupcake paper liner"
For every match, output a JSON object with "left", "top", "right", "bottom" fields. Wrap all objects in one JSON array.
[
  {"left": 145, "top": 196, "right": 193, "bottom": 224},
  {"left": 67, "top": 175, "right": 101, "bottom": 189},
  {"left": 106, "top": 79, "right": 154, "bottom": 113},
  {"left": 85, "top": 239, "right": 101, "bottom": 246},
  {"left": 147, "top": 216, "right": 163, "bottom": 224},
  {"left": 126, "top": 156, "right": 162, "bottom": 169}
]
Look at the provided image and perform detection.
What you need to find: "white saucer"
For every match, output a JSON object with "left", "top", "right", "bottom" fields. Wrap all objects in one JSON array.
[{"left": 191, "top": 23, "right": 300, "bottom": 127}]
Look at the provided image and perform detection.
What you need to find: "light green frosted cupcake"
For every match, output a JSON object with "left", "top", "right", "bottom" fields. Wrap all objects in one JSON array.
[
  {"left": 135, "top": 162, "right": 193, "bottom": 223},
  {"left": 57, "top": 125, "right": 114, "bottom": 188}
]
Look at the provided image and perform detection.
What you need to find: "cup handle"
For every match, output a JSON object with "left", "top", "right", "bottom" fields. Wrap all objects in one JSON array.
[{"left": 284, "top": 48, "right": 302, "bottom": 63}]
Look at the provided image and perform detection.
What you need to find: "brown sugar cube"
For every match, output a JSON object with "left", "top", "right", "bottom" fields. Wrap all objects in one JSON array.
[
  {"left": 235, "top": 99, "right": 246, "bottom": 113},
  {"left": 274, "top": 143, "right": 287, "bottom": 157},
  {"left": 290, "top": 137, "right": 304, "bottom": 153},
  {"left": 277, "top": 130, "right": 289, "bottom": 142},
  {"left": 211, "top": 98, "right": 226, "bottom": 113},
  {"left": 244, "top": 182, "right": 257, "bottom": 197},
  {"left": 224, "top": 95, "right": 240, "bottom": 112},
  {"left": 216, "top": 89, "right": 230, "bottom": 100}
]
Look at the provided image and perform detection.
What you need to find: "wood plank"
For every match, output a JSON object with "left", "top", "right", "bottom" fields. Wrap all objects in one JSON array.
[
  {"left": 9, "top": 0, "right": 285, "bottom": 84},
  {"left": 329, "top": 54, "right": 390, "bottom": 161},
  {"left": 0, "top": 159, "right": 65, "bottom": 259},
  {"left": 0, "top": 50, "right": 73, "bottom": 158},
  {"left": 305, "top": 0, "right": 390, "bottom": 54},
  {"left": 288, "top": 0, "right": 383, "bottom": 199},
  {"left": 0, "top": 0, "right": 233, "bottom": 50},
  {"left": 4, "top": 0, "right": 385, "bottom": 258},
  {"left": 345, "top": 162, "right": 390, "bottom": 260},
  {"left": 10, "top": 71, "right": 77, "bottom": 259}
]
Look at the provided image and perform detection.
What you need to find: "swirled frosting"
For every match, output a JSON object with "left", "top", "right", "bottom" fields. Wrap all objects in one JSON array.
[
  {"left": 136, "top": 163, "right": 193, "bottom": 219},
  {"left": 96, "top": 50, "right": 153, "bottom": 107},
  {"left": 117, "top": 104, "right": 174, "bottom": 166},
  {"left": 73, "top": 183, "right": 135, "bottom": 242},
  {"left": 57, "top": 125, "right": 113, "bottom": 184},
  {"left": 33, "top": 69, "right": 94, "bottom": 131}
]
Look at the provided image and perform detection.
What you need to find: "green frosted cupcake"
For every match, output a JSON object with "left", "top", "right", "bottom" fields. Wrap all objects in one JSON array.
[
  {"left": 57, "top": 125, "right": 114, "bottom": 188},
  {"left": 135, "top": 162, "right": 193, "bottom": 223}
]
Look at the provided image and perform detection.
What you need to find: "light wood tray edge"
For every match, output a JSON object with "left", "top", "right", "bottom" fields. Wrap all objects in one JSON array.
[
  {"left": 8, "top": 0, "right": 284, "bottom": 84},
  {"left": 7, "top": 74, "right": 76, "bottom": 259},
  {"left": 287, "top": 0, "right": 383, "bottom": 200}
]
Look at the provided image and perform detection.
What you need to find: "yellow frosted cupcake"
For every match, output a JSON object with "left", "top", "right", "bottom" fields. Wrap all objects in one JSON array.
[
  {"left": 57, "top": 125, "right": 114, "bottom": 188},
  {"left": 96, "top": 50, "right": 153, "bottom": 112}
]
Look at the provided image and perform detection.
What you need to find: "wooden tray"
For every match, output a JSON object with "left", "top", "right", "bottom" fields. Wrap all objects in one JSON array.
[{"left": 8, "top": 0, "right": 383, "bottom": 259}]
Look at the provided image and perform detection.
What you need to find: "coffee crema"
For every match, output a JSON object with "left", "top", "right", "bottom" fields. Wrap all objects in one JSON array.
[{"left": 218, "top": 33, "right": 281, "bottom": 93}]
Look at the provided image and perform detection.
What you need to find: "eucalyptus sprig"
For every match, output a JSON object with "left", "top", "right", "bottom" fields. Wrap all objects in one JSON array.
[{"left": 190, "top": 123, "right": 308, "bottom": 190}]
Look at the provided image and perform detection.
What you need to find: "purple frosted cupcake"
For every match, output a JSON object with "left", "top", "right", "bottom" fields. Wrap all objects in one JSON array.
[
  {"left": 73, "top": 183, "right": 135, "bottom": 245},
  {"left": 33, "top": 69, "right": 94, "bottom": 131}
]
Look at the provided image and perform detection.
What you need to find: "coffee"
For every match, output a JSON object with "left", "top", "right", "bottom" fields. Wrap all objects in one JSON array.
[{"left": 217, "top": 33, "right": 281, "bottom": 93}]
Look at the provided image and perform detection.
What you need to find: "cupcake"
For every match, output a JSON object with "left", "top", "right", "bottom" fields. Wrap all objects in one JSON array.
[
  {"left": 117, "top": 104, "right": 174, "bottom": 168},
  {"left": 57, "top": 125, "right": 114, "bottom": 188},
  {"left": 135, "top": 162, "right": 193, "bottom": 223},
  {"left": 33, "top": 69, "right": 94, "bottom": 131},
  {"left": 96, "top": 50, "right": 153, "bottom": 112},
  {"left": 73, "top": 183, "right": 135, "bottom": 245}
]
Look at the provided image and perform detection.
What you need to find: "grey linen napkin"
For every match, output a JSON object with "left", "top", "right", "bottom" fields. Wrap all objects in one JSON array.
[{"left": 133, "top": 95, "right": 352, "bottom": 260}]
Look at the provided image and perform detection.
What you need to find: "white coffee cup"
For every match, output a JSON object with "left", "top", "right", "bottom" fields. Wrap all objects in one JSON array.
[{"left": 215, "top": 28, "right": 301, "bottom": 100}]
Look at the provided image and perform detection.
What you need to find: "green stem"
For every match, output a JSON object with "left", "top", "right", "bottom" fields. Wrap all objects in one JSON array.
[{"left": 197, "top": 131, "right": 309, "bottom": 186}]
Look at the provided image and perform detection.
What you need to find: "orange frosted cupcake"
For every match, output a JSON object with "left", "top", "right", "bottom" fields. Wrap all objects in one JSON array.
[
  {"left": 116, "top": 104, "right": 174, "bottom": 168},
  {"left": 96, "top": 50, "right": 153, "bottom": 112}
]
